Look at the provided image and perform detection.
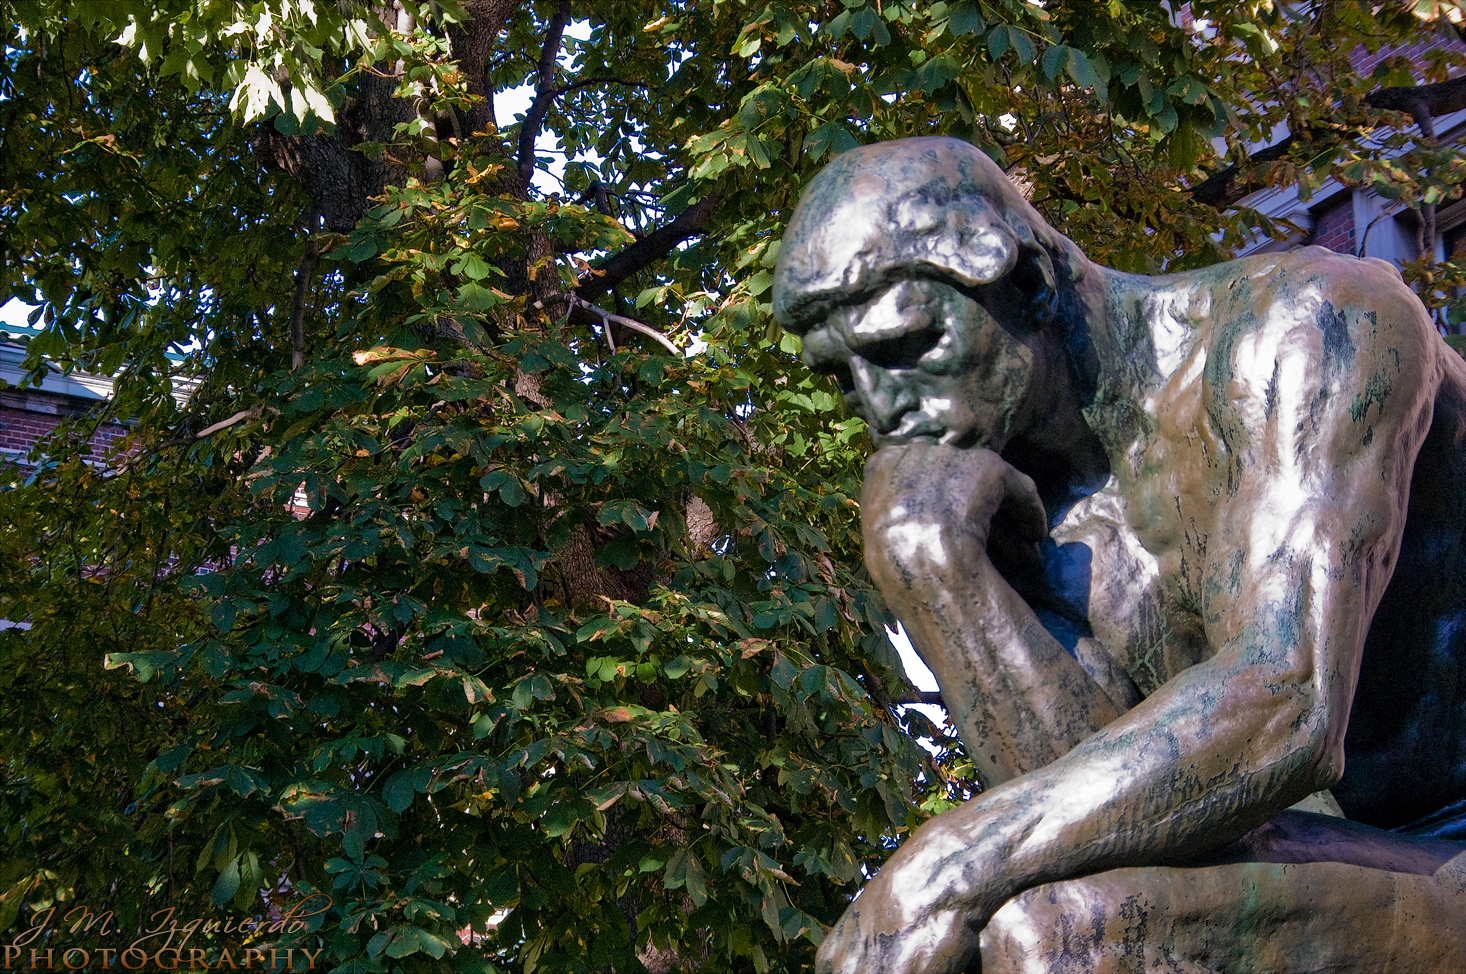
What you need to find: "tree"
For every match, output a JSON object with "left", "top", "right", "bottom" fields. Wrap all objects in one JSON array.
[{"left": 0, "top": 2, "right": 1461, "bottom": 971}]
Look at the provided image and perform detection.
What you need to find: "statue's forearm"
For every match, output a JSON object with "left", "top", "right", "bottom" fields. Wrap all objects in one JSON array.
[
  {"left": 939, "top": 645, "right": 1334, "bottom": 917},
  {"left": 888, "top": 556, "right": 1123, "bottom": 786}
]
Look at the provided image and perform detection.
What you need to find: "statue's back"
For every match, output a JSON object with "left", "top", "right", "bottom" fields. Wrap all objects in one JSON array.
[{"left": 1342, "top": 346, "right": 1466, "bottom": 833}]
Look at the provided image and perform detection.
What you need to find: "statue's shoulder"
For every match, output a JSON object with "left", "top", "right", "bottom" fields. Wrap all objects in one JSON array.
[
  {"left": 1200, "top": 246, "right": 1436, "bottom": 360},
  {"left": 1193, "top": 246, "right": 1439, "bottom": 435},
  {"left": 1229, "top": 246, "right": 1425, "bottom": 323}
]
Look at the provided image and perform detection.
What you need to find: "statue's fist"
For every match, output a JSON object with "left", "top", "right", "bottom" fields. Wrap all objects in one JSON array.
[{"left": 862, "top": 445, "right": 1046, "bottom": 597}]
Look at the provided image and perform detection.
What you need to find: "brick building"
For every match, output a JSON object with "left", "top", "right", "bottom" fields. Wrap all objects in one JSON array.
[
  {"left": 1234, "top": 34, "right": 1466, "bottom": 297},
  {"left": 0, "top": 323, "right": 132, "bottom": 467},
  {"left": 0, "top": 318, "right": 201, "bottom": 468}
]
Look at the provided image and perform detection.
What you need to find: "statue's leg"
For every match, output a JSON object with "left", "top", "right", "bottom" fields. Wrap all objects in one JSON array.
[{"left": 980, "top": 811, "right": 1466, "bottom": 974}]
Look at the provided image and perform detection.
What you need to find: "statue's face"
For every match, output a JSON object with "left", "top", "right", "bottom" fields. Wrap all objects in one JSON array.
[
  {"left": 772, "top": 138, "right": 1070, "bottom": 451},
  {"left": 799, "top": 273, "right": 1043, "bottom": 451}
]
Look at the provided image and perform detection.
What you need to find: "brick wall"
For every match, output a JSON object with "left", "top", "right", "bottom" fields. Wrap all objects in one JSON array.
[
  {"left": 1353, "top": 34, "right": 1466, "bottom": 81},
  {"left": 1310, "top": 194, "right": 1355, "bottom": 254},
  {"left": 0, "top": 398, "right": 130, "bottom": 463}
]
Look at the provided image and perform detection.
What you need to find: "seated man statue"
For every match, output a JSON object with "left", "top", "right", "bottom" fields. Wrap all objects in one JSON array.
[{"left": 771, "top": 136, "right": 1466, "bottom": 974}]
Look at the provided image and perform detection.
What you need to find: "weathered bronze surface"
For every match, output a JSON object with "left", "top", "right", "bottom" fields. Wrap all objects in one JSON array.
[{"left": 772, "top": 136, "right": 1466, "bottom": 973}]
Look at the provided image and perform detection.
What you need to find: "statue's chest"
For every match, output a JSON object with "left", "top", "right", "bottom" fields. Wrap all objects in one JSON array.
[{"left": 1042, "top": 476, "right": 1214, "bottom": 697}]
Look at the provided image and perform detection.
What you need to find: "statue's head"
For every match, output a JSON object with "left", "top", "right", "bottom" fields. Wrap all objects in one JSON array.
[{"left": 773, "top": 136, "right": 1080, "bottom": 450}]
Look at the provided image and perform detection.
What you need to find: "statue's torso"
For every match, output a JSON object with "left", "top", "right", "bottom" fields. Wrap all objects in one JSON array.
[
  {"left": 1029, "top": 252, "right": 1466, "bottom": 832},
  {"left": 1043, "top": 478, "right": 1208, "bottom": 700}
]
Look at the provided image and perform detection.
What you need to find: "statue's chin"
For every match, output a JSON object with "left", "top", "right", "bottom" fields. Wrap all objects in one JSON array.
[{"left": 873, "top": 424, "right": 981, "bottom": 450}]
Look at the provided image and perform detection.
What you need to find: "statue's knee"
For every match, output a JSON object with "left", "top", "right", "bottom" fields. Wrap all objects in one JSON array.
[
  {"left": 980, "top": 857, "right": 1466, "bottom": 974},
  {"left": 979, "top": 879, "right": 1119, "bottom": 974}
]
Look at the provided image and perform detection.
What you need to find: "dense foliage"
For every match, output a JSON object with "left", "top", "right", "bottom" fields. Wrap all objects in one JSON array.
[{"left": 1, "top": 2, "right": 1462, "bottom": 970}]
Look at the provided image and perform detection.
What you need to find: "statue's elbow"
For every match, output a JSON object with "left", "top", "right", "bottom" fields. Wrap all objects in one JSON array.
[
  {"left": 1302, "top": 708, "right": 1348, "bottom": 792},
  {"left": 1258, "top": 688, "right": 1347, "bottom": 795},
  {"left": 1251, "top": 661, "right": 1348, "bottom": 792}
]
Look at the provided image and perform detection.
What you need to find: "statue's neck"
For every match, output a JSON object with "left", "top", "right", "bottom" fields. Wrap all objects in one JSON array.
[
  {"left": 995, "top": 248, "right": 1117, "bottom": 505},
  {"left": 1002, "top": 242, "right": 1212, "bottom": 501},
  {"left": 1058, "top": 258, "right": 1178, "bottom": 483}
]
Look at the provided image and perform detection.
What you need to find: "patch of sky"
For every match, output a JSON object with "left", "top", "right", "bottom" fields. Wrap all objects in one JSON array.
[
  {"left": 890, "top": 622, "right": 949, "bottom": 755},
  {"left": 497, "top": 20, "right": 601, "bottom": 198},
  {"left": 0, "top": 298, "right": 33, "bottom": 332}
]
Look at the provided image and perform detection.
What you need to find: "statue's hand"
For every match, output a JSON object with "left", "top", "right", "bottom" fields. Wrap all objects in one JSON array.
[
  {"left": 862, "top": 444, "right": 1046, "bottom": 600},
  {"left": 815, "top": 795, "right": 1015, "bottom": 974},
  {"left": 816, "top": 885, "right": 979, "bottom": 974}
]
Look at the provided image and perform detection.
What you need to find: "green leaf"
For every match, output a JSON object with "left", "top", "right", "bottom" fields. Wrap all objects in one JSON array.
[
  {"left": 987, "top": 24, "right": 1011, "bottom": 60},
  {"left": 799, "top": 664, "right": 828, "bottom": 697},
  {"left": 1066, "top": 49, "right": 1105, "bottom": 95},
  {"left": 347, "top": 237, "right": 378, "bottom": 262},
  {"left": 595, "top": 534, "right": 641, "bottom": 570},
  {"left": 1010, "top": 29, "right": 1036, "bottom": 64},
  {"left": 685, "top": 852, "right": 709, "bottom": 907},
  {"left": 804, "top": 121, "right": 847, "bottom": 163},
  {"left": 822, "top": 9, "right": 852, "bottom": 39},
  {"left": 367, "top": 929, "right": 394, "bottom": 958},
  {"left": 1041, "top": 44, "right": 1070, "bottom": 81},
  {"left": 386, "top": 926, "right": 449, "bottom": 959},
  {"left": 1167, "top": 75, "right": 1209, "bottom": 106},
  {"left": 212, "top": 856, "right": 241, "bottom": 906},
  {"left": 770, "top": 655, "right": 798, "bottom": 690},
  {"left": 949, "top": 2, "right": 984, "bottom": 35},
  {"left": 1155, "top": 102, "right": 1178, "bottom": 134},
  {"left": 235, "top": 851, "right": 262, "bottom": 910},
  {"left": 451, "top": 254, "right": 493, "bottom": 280},
  {"left": 383, "top": 768, "right": 424, "bottom": 814},
  {"left": 456, "top": 281, "right": 503, "bottom": 311}
]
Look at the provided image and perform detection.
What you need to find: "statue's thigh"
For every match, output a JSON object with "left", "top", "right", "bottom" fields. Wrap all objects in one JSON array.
[{"left": 980, "top": 853, "right": 1466, "bottom": 974}]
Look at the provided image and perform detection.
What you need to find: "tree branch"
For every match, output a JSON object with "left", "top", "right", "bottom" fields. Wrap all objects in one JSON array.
[
  {"left": 289, "top": 232, "right": 319, "bottom": 370},
  {"left": 891, "top": 691, "right": 945, "bottom": 706},
  {"left": 517, "top": 0, "right": 572, "bottom": 186},
  {"left": 1364, "top": 74, "right": 1466, "bottom": 140},
  {"left": 552, "top": 76, "right": 650, "bottom": 98},
  {"left": 196, "top": 405, "right": 268, "bottom": 439},
  {"left": 575, "top": 190, "right": 722, "bottom": 302},
  {"left": 547, "top": 294, "right": 681, "bottom": 355},
  {"left": 1188, "top": 135, "right": 1297, "bottom": 210},
  {"left": 576, "top": 181, "right": 617, "bottom": 220}
]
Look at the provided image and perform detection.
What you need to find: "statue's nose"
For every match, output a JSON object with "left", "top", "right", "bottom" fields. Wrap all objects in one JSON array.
[{"left": 850, "top": 356, "right": 919, "bottom": 433}]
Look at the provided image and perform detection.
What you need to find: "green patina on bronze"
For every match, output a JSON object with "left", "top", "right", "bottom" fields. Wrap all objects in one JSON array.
[{"left": 774, "top": 136, "right": 1466, "bottom": 974}]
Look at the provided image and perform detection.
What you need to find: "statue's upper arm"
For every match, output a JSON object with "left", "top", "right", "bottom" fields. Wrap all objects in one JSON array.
[{"left": 1197, "top": 260, "right": 1436, "bottom": 709}]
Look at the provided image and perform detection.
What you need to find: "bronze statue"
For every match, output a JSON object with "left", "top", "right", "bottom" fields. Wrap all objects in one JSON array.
[{"left": 772, "top": 136, "right": 1466, "bottom": 973}]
